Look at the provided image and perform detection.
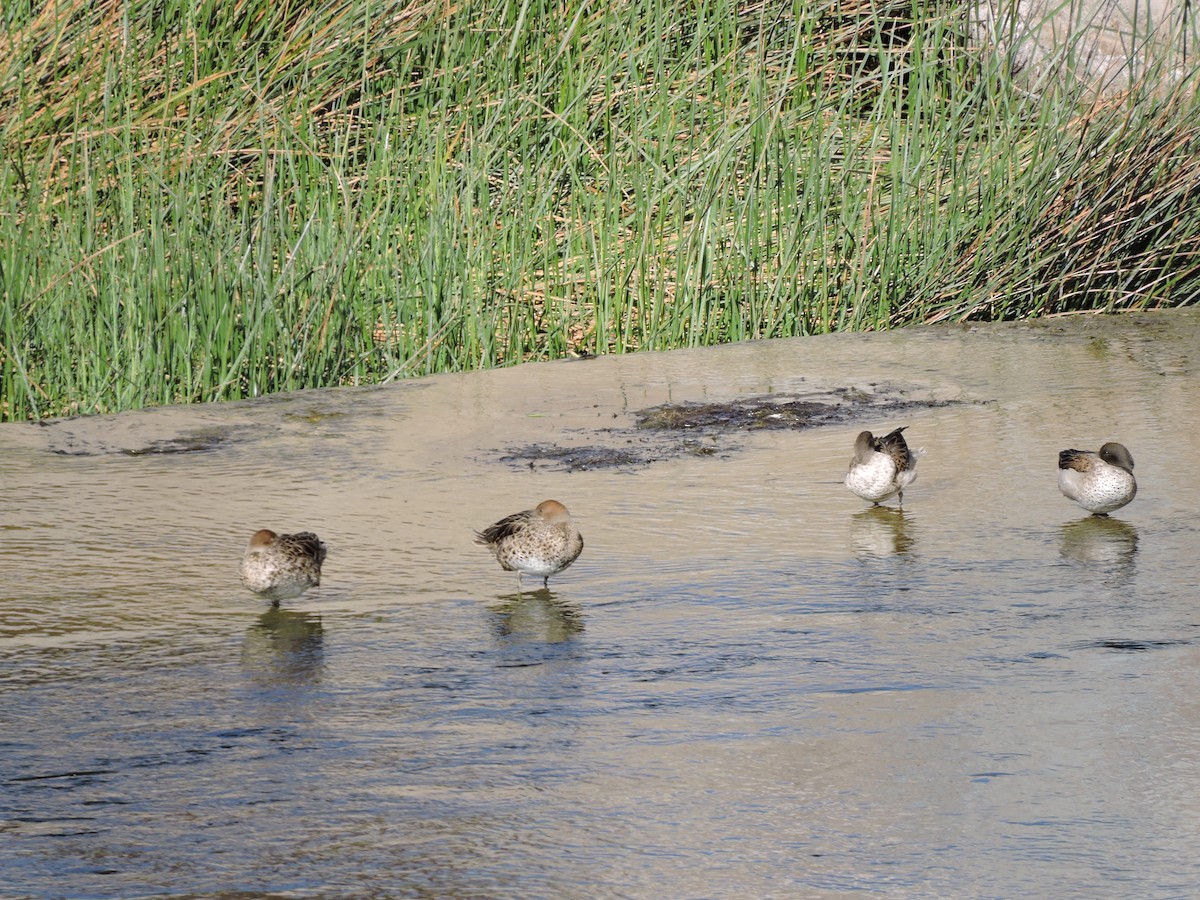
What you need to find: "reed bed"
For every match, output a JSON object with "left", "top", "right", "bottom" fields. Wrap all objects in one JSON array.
[{"left": 2, "top": 0, "right": 1199, "bottom": 420}]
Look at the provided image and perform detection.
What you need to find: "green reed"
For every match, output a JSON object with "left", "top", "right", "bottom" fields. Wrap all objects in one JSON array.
[{"left": 2, "top": 0, "right": 1199, "bottom": 420}]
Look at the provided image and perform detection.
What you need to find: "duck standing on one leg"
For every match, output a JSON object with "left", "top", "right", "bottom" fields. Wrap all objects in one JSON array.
[
  {"left": 845, "top": 427, "right": 921, "bottom": 508},
  {"left": 475, "top": 499, "right": 584, "bottom": 591},
  {"left": 1057, "top": 442, "right": 1136, "bottom": 515},
  {"left": 239, "top": 529, "right": 327, "bottom": 603}
]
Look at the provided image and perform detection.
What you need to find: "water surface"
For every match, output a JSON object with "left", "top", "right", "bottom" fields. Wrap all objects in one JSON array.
[{"left": 3, "top": 312, "right": 1200, "bottom": 898}]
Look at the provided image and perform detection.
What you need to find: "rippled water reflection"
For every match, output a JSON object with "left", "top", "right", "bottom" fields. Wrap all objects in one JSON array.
[{"left": 4, "top": 312, "right": 1200, "bottom": 897}]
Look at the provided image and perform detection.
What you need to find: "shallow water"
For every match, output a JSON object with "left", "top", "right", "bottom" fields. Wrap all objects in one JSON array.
[{"left": 3, "top": 312, "right": 1200, "bottom": 898}]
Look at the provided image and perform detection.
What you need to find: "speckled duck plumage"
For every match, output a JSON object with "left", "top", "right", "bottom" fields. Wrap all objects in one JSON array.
[
  {"left": 239, "top": 529, "right": 327, "bottom": 602},
  {"left": 1058, "top": 442, "right": 1136, "bottom": 515},
  {"left": 844, "top": 427, "right": 921, "bottom": 507},
  {"left": 475, "top": 499, "right": 584, "bottom": 589}
]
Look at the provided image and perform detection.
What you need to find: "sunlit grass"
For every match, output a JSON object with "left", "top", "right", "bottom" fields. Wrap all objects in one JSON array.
[{"left": 2, "top": 0, "right": 1199, "bottom": 420}]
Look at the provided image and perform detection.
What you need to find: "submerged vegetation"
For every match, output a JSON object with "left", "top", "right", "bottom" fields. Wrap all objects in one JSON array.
[{"left": 1, "top": 0, "right": 1199, "bottom": 420}]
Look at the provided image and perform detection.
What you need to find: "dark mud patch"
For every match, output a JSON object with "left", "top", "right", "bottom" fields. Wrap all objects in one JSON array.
[
  {"left": 636, "top": 390, "right": 959, "bottom": 432},
  {"left": 119, "top": 432, "right": 231, "bottom": 456},
  {"left": 498, "top": 387, "right": 968, "bottom": 471},
  {"left": 500, "top": 443, "right": 654, "bottom": 471},
  {"left": 1070, "top": 639, "right": 1191, "bottom": 653},
  {"left": 499, "top": 437, "right": 725, "bottom": 472},
  {"left": 41, "top": 423, "right": 248, "bottom": 457}
]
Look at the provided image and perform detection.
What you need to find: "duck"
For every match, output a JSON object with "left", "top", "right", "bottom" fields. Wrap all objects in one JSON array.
[
  {"left": 475, "top": 500, "right": 584, "bottom": 590},
  {"left": 239, "top": 529, "right": 327, "bottom": 602},
  {"left": 1058, "top": 442, "right": 1136, "bottom": 515},
  {"left": 844, "top": 427, "right": 920, "bottom": 507}
]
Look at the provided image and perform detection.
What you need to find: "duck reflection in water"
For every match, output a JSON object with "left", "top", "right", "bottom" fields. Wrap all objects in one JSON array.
[
  {"left": 1060, "top": 515, "right": 1139, "bottom": 579},
  {"left": 490, "top": 589, "right": 585, "bottom": 645},
  {"left": 241, "top": 606, "right": 325, "bottom": 685},
  {"left": 849, "top": 505, "right": 915, "bottom": 559}
]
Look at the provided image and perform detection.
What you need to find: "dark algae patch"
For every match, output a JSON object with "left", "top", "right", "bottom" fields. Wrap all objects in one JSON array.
[
  {"left": 499, "top": 435, "right": 726, "bottom": 472},
  {"left": 499, "top": 443, "right": 659, "bottom": 471},
  {"left": 120, "top": 432, "right": 231, "bottom": 456},
  {"left": 636, "top": 398, "right": 839, "bottom": 431},
  {"left": 499, "top": 386, "right": 967, "bottom": 471},
  {"left": 637, "top": 389, "right": 962, "bottom": 433},
  {"left": 45, "top": 427, "right": 237, "bottom": 457}
]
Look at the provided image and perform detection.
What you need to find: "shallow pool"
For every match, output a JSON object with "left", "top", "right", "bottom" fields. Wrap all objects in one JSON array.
[{"left": 3, "top": 312, "right": 1199, "bottom": 897}]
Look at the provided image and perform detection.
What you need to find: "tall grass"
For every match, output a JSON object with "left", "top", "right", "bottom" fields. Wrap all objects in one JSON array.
[{"left": 1, "top": 0, "right": 1199, "bottom": 420}]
